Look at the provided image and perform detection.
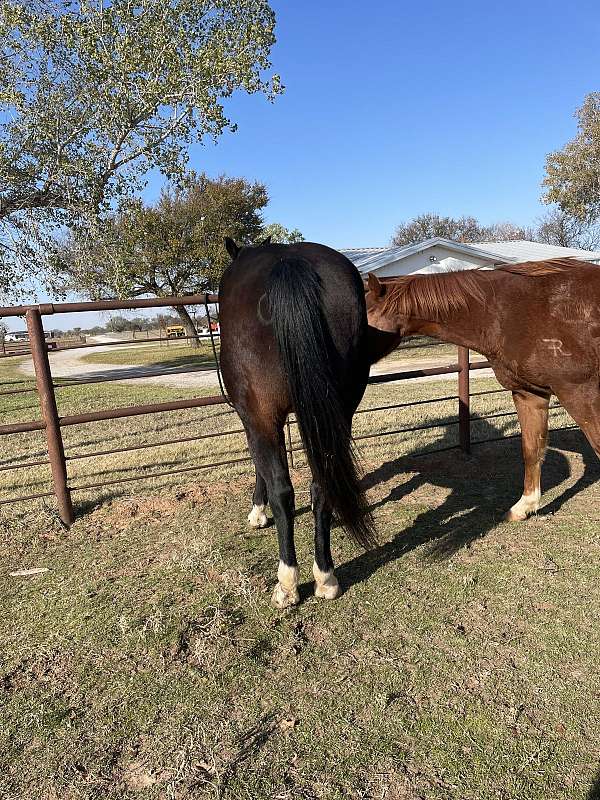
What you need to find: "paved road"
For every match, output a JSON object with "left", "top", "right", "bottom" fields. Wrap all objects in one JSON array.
[{"left": 18, "top": 337, "right": 493, "bottom": 389}]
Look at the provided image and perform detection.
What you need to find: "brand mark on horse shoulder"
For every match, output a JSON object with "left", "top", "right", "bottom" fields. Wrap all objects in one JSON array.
[{"left": 542, "top": 338, "right": 572, "bottom": 357}]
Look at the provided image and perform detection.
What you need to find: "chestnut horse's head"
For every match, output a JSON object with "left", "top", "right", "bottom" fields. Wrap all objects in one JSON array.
[{"left": 365, "top": 273, "right": 407, "bottom": 335}]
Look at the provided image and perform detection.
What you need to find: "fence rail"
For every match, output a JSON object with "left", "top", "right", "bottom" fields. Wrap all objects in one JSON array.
[{"left": 0, "top": 293, "right": 555, "bottom": 526}]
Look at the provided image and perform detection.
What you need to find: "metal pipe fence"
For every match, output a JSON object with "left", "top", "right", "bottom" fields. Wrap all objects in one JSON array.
[{"left": 0, "top": 294, "right": 570, "bottom": 526}]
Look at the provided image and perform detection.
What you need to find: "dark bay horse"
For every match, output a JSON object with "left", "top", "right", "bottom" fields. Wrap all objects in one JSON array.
[
  {"left": 219, "top": 239, "right": 376, "bottom": 608},
  {"left": 366, "top": 258, "right": 600, "bottom": 521}
]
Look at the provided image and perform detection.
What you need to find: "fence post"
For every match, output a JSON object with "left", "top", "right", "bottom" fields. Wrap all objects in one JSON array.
[
  {"left": 458, "top": 345, "right": 471, "bottom": 454},
  {"left": 26, "top": 309, "right": 74, "bottom": 526}
]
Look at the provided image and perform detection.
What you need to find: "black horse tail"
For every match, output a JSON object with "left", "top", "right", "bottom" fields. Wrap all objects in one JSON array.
[{"left": 266, "top": 257, "right": 376, "bottom": 549}]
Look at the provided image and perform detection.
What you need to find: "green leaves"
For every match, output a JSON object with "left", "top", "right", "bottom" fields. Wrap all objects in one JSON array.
[
  {"left": 260, "top": 222, "right": 305, "bottom": 244},
  {"left": 543, "top": 93, "right": 600, "bottom": 222},
  {"left": 0, "top": 0, "right": 282, "bottom": 299},
  {"left": 55, "top": 173, "right": 269, "bottom": 300},
  {"left": 391, "top": 214, "right": 531, "bottom": 247}
]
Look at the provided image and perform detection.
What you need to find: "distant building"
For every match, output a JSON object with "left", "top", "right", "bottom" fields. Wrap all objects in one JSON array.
[{"left": 340, "top": 238, "right": 600, "bottom": 278}]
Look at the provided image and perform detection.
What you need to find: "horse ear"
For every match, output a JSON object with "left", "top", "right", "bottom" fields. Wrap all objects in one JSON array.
[
  {"left": 225, "top": 237, "right": 240, "bottom": 260},
  {"left": 367, "top": 273, "right": 385, "bottom": 298},
  {"left": 261, "top": 235, "right": 272, "bottom": 246}
]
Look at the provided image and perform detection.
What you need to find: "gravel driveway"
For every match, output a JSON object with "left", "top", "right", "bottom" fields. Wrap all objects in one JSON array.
[
  {"left": 18, "top": 338, "right": 222, "bottom": 390},
  {"left": 17, "top": 336, "right": 493, "bottom": 390}
]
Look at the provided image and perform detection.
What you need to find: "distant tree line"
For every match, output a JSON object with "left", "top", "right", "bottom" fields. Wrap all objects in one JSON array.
[
  {"left": 391, "top": 208, "right": 600, "bottom": 251},
  {"left": 48, "top": 312, "right": 214, "bottom": 338}
]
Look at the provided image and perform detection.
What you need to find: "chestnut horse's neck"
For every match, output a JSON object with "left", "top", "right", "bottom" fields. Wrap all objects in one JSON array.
[
  {"left": 384, "top": 269, "right": 496, "bottom": 354},
  {"left": 378, "top": 259, "right": 572, "bottom": 356},
  {"left": 401, "top": 297, "right": 491, "bottom": 353}
]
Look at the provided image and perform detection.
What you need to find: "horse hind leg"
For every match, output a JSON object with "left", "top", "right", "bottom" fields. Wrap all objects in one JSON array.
[
  {"left": 247, "top": 469, "right": 268, "bottom": 529},
  {"left": 311, "top": 399, "right": 361, "bottom": 600},
  {"left": 505, "top": 390, "right": 550, "bottom": 522},
  {"left": 311, "top": 481, "right": 341, "bottom": 600},
  {"left": 246, "top": 425, "right": 299, "bottom": 609},
  {"left": 555, "top": 382, "right": 600, "bottom": 459}
]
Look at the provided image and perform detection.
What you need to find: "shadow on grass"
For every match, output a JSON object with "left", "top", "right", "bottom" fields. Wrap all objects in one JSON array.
[
  {"left": 116, "top": 354, "right": 219, "bottom": 370},
  {"left": 334, "top": 416, "right": 598, "bottom": 593},
  {"left": 57, "top": 359, "right": 218, "bottom": 384},
  {"left": 588, "top": 769, "right": 600, "bottom": 799}
]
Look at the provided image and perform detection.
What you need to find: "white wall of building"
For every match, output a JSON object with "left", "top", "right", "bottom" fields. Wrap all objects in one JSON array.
[{"left": 371, "top": 244, "right": 494, "bottom": 278}]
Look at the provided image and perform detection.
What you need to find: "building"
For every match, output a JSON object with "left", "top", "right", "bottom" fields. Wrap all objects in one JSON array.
[{"left": 340, "top": 238, "right": 600, "bottom": 279}]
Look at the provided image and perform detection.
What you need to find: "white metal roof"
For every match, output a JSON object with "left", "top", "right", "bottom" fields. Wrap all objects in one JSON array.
[
  {"left": 339, "top": 247, "right": 388, "bottom": 262},
  {"left": 341, "top": 237, "right": 511, "bottom": 273},
  {"left": 341, "top": 237, "right": 600, "bottom": 273},
  {"left": 475, "top": 240, "right": 600, "bottom": 262}
]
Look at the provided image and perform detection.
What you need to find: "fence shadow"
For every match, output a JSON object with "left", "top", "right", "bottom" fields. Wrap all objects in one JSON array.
[
  {"left": 335, "top": 415, "right": 594, "bottom": 592},
  {"left": 539, "top": 428, "right": 600, "bottom": 517}
]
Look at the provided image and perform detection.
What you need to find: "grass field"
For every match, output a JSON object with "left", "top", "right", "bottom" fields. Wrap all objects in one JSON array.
[
  {"left": 1, "top": 355, "right": 600, "bottom": 799},
  {"left": 80, "top": 341, "right": 219, "bottom": 369},
  {"left": 78, "top": 337, "right": 460, "bottom": 370}
]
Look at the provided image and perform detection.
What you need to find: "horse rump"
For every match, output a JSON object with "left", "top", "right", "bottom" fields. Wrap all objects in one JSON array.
[{"left": 266, "top": 256, "right": 376, "bottom": 549}]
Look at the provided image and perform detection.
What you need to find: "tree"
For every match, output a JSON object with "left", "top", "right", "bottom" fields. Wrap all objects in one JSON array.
[
  {"left": 105, "top": 316, "right": 130, "bottom": 333},
  {"left": 543, "top": 93, "right": 600, "bottom": 221},
  {"left": 0, "top": 0, "right": 281, "bottom": 299},
  {"left": 391, "top": 213, "right": 530, "bottom": 246},
  {"left": 487, "top": 221, "right": 534, "bottom": 241},
  {"left": 535, "top": 207, "right": 600, "bottom": 250},
  {"left": 156, "top": 313, "right": 182, "bottom": 330},
  {"left": 55, "top": 173, "right": 268, "bottom": 343},
  {"left": 261, "top": 222, "right": 304, "bottom": 243}
]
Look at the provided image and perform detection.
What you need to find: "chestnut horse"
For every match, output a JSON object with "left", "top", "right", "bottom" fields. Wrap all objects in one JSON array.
[
  {"left": 366, "top": 258, "right": 600, "bottom": 521},
  {"left": 219, "top": 239, "right": 375, "bottom": 608}
]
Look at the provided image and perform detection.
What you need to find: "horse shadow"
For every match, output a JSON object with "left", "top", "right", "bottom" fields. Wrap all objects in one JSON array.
[
  {"left": 330, "top": 412, "right": 598, "bottom": 592},
  {"left": 588, "top": 770, "right": 600, "bottom": 799}
]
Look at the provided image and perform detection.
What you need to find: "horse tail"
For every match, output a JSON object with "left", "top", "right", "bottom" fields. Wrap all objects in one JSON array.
[{"left": 266, "top": 257, "right": 377, "bottom": 549}]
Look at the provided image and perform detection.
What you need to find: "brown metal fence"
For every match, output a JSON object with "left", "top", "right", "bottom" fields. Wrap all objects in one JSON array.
[{"left": 0, "top": 294, "right": 563, "bottom": 527}]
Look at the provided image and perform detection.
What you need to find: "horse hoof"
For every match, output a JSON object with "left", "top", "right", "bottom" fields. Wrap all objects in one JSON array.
[
  {"left": 313, "top": 563, "right": 342, "bottom": 600},
  {"left": 271, "top": 582, "right": 300, "bottom": 609},
  {"left": 314, "top": 580, "right": 341, "bottom": 600},
  {"left": 505, "top": 492, "right": 540, "bottom": 523},
  {"left": 247, "top": 504, "right": 268, "bottom": 528},
  {"left": 504, "top": 509, "right": 528, "bottom": 522}
]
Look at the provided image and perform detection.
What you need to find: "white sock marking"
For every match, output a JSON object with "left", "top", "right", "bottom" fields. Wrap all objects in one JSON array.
[
  {"left": 508, "top": 489, "right": 541, "bottom": 520},
  {"left": 247, "top": 504, "right": 268, "bottom": 528},
  {"left": 272, "top": 561, "right": 300, "bottom": 609},
  {"left": 313, "top": 561, "right": 341, "bottom": 600}
]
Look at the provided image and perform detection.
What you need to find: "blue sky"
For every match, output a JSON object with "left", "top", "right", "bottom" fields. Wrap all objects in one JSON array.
[
  {"left": 7, "top": 0, "right": 598, "bottom": 330},
  {"left": 175, "top": 0, "right": 599, "bottom": 248}
]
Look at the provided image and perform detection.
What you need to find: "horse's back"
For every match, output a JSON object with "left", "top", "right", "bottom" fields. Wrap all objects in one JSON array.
[
  {"left": 219, "top": 242, "right": 369, "bottom": 419},
  {"left": 220, "top": 242, "right": 364, "bottom": 332},
  {"left": 488, "top": 263, "right": 600, "bottom": 390}
]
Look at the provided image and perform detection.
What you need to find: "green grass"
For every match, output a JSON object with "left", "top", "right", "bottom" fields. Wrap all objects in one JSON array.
[
  {"left": 78, "top": 337, "right": 459, "bottom": 371},
  {"left": 1, "top": 355, "right": 599, "bottom": 799},
  {"left": 79, "top": 340, "right": 219, "bottom": 368}
]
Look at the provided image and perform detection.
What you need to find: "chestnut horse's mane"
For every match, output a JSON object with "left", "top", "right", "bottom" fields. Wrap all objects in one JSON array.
[{"left": 379, "top": 257, "right": 578, "bottom": 320}]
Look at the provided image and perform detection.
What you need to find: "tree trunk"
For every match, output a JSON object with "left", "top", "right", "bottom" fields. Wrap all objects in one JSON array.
[{"left": 173, "top": 305, "right": 200, "bottom": 348}]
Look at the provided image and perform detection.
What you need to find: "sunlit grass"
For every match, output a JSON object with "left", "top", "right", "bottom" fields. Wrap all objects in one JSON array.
[{"left": 1, "top": 350, "right": 598, "bottom": 798}]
